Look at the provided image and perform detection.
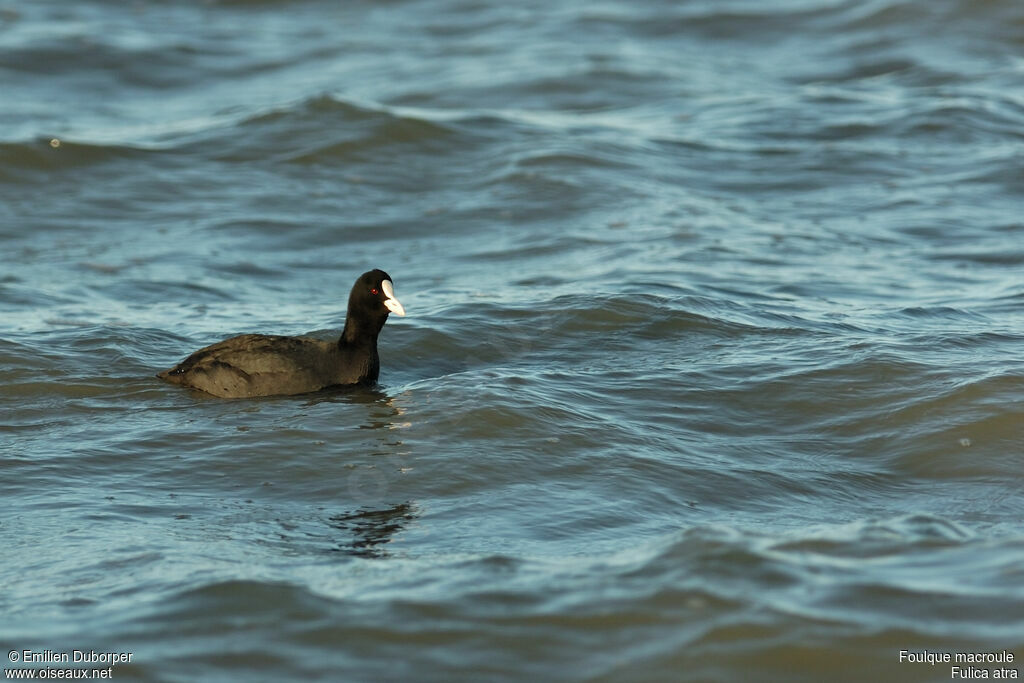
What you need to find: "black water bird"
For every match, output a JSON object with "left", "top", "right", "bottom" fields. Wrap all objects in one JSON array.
[{"left": 157, "top": 269, "right": 405, "bottom": 398}]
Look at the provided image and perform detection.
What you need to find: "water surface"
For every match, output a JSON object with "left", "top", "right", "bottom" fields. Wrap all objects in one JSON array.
[{"left": 1, "top": 0, "right": 1023, "bottom": 680}]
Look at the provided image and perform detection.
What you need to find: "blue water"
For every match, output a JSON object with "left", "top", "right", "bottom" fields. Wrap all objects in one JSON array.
[{"left": 2, "top": 0, "right": 1023, "bottom": 681}]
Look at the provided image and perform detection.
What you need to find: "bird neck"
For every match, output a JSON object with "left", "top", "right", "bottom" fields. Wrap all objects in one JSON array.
[{"left": 339, "top": 315, "right": 385, "bottom": 348}]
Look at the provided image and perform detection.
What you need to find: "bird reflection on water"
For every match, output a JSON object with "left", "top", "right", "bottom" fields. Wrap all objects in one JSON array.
[
  {"left": 303, "top": 389, "right": 418, "bottom": 558},
  {"left": 328, "top": 503, "right": 418, "bottom": 559}
]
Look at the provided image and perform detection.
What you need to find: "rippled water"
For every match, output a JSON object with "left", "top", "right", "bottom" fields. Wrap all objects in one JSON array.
[{"left": 2, "top": 0, "right": 1023, "bottom": 680}]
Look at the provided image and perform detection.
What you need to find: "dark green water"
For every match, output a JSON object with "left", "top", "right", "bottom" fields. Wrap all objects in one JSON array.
[{"left": 1, "top": 1, "right": 1022, "bottom": 680}]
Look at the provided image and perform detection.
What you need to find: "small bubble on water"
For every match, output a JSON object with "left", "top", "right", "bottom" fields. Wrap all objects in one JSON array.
[{"left": 685, "top": 596, "right": 708, "bottom": 610}]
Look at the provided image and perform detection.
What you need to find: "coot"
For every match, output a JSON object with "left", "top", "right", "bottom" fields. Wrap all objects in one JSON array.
[{"left": 157, "top": 269, "right": 405, "bottom": 398}]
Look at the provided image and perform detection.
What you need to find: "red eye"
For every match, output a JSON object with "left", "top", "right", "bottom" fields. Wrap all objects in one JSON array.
[{"left": 370, "top": 287, "right": 379, "bottom": 295}]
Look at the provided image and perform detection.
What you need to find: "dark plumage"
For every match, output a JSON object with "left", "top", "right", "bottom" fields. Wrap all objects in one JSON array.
[{"left": 157, "top": 269, "right": 405, "bottom": 398}]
